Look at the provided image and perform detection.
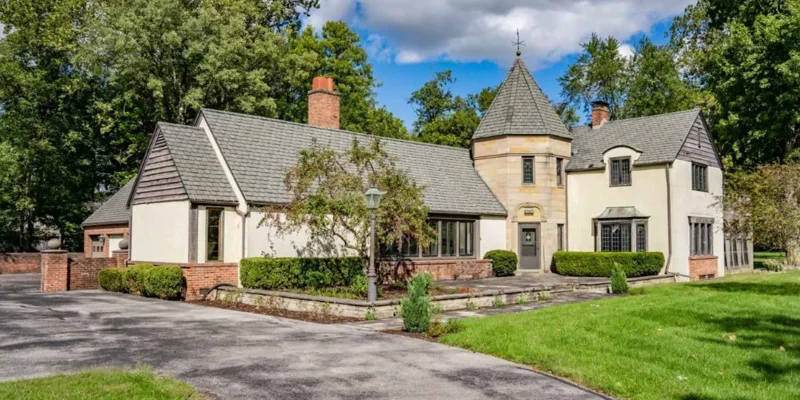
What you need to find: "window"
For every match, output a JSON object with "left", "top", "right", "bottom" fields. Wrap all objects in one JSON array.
[
  {"left": 522, "top": 156, "right": 535, "bottom": 184},
  {"left": 731, "top": 238, "right": 739, "bottom": 266},
  {"left": 689, "top": 218, "right": 714, "bottom": 256},
  {"left": 557, "top": 224, "right": 564, "bottom": 251},
  {"left": 601, "top": 223, "right": 632, "bottom": 252},
  {"left": 742, "top": 238, "right": 749, "bottom": 265},
  {"left": 422, "top": 220, "right": 438, "bottom": 257},
  {"left": 207, "top": 208, "right": 223, "bottom": 261},
  {"left": 610, "top": 157, "right": 631, "bottom": 186},
  {"left": 692, "top": 163, "right": 708, "bottom": 192},
  {"left": 636, "top": 223, "right": 647, "bottom": 252},
  {"left": 441, "top": 220, "right": 457, "bottom": 257},
  {"left": 556, "top": 158, "right": 564, "bottom": 186},
  {"left": 458, "top": 221, "right": 474, "bottom": 256}
]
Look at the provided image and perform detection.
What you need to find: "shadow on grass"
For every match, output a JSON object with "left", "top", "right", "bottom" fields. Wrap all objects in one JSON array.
[{"left": 698, "top": 281, "right": 800, "bottom": 296}]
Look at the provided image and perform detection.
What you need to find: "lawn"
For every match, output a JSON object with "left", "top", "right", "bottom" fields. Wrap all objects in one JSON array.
[
  {"left": 754, "top": 251, "right": 787, "bottom": 269},
  {"left": 440, "top": 272, "right": 800, "bottom": 400},
  {"left": 0, "top": 368, "right": 203, "bottom": 400}
]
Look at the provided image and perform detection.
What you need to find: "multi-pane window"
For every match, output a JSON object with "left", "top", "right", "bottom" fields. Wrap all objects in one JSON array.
[
  {"left": 381, "top": 219, "right": 475, "bottom": 259},
  {"left": 636, "top": 223, "right": 647, "bottom": 252},
  {"left": 207, "top": 208, "right": 223, "bottom": 261},
  {"left": 610, "top": 157, "right": 631, "bottom": 186},
  {"left": 458, "top": 221, "right": 474, "bottom": 256},
  {"left": 556, "top": 158, "right": 564, "bottom": 186},
  {"left": 601, "top": 223, "right": 632, "bottom": 252},
  {"left": 522, "top": 156, "right": 535, "bottom": 184},
  {"left": 730, "top": 238, "right": 739, "bottom": 266},
  {"left": 557, "top": 224, "right": 564, "bottom": 251},
  {"left": 742, "top": 238, "right": 749, "bottom": 264},
  {"left": 690, "top": 218, "right": 714, "bottom": 256},
  {"left": 422, "top": 220, "right": 438, "bottom": 257},
  {"left": 692, "top": 163, "right": 708, "bottom": 192},
  {"left": 441, "top": 221, "right": 457, "bottom": 256}
]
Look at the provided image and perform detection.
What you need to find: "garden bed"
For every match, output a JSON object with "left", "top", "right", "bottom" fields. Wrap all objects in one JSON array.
[
  {"left": 284, "top": 283, "right": 474, "bottom": 300},
  {"left": 188, "top": 299, "right": 360, "bottom": 324}
]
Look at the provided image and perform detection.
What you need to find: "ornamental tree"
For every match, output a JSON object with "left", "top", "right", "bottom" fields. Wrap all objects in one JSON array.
[
  {"left": 260, "top": 137, "right": 435, "bottom": 260},
  {"left": 725, "top": 164, "right": 800, "bottom": 265}
]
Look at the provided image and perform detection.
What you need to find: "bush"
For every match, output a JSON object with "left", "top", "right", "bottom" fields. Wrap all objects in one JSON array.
[
  {"left": 401, "top": 273, "right": 432, "bottom": 333},
  {"left": 123, "top": 264, "right": 154, "bottom": 295},
  {"left": 762, "top": 259, "right": 785, "bottom": 272},
  {"left": 484, "top": 250, "right": 518, "bottom": 277},
  {"left": 349, "top": 275, "right": 368, "bottom": 298},
  {"left": 610, "top": 263, "right": 629, "bottom": 294},
  {"left": 143, "top": 266, "right": 185, "bottom": 300},
  {"left": 240, "top": 257, "right": 363, "bottom": 290},
  {"left": 98, "top": 268, "right": 125, "bottom": 292},
  {"left": 552, "top": 252, "right": 664, "bottom": 277}
]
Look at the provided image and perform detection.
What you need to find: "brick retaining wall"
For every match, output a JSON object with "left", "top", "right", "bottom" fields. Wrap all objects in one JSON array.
[
  {"left": 1, "top": 253, "right": 42, "bottom": 274},
  {"left": 378, "top": 258, "right": 492, "bottom": 283},
  {"left": 129, "top": 261, "right": 239, "bottom": 300},
  {"left": 689, "top": 256, "right": 718, "bottom": 280}
]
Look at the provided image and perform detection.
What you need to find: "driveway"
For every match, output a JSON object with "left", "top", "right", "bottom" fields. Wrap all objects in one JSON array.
[{"left": 0, "top": 274, "right": 605, "bottom": 400}]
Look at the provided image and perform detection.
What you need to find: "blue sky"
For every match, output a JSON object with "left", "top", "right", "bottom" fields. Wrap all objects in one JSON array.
[{"left": 306, "top": 1, "right": 693, "bottom": 129}]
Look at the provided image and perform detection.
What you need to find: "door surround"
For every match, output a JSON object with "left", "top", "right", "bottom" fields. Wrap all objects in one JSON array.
[{"left": 518, "top": 223, "right": 542, "bottom": 270}]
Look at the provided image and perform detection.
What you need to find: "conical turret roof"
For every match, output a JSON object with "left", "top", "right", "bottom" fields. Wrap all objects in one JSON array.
[{"left": 473, "top": 57, "right": 571, "bottom": 140}]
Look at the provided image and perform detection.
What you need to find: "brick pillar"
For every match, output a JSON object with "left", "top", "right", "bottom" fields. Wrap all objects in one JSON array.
[
  {"left": 112, "top": 250, "right": 129, "bottom": 268},
  {"left": 41, "top": 250, "right": 69, "bottom": 292}
]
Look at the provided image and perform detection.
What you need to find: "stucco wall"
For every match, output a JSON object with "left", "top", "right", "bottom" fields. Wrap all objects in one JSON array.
[
  {"left": 479, "top": 216, "right": 507, "bottom": 258},
  {"left": 669, "top": 159, "right": 725, "bottom": 277},
  {"left": 567, "top": 147, "right": 670, "bottom": 265},
  {"left": 245, "top": 211, "right": 354, "bottom": 258},
  {"left": 131, "top": 201, "right": 190, "bottom": 263}
]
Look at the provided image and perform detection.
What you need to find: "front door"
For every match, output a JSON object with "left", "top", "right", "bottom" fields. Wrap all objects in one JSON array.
[{"left": 519, "top": 224, "right": 541, "bottom": 270}]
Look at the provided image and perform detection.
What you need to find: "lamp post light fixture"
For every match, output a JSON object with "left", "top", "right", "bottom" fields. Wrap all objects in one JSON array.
[{"left": 365, "top": 187, "right": 384, "bottom": 302}]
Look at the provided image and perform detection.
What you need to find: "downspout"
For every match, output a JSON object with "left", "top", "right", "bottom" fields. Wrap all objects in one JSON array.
[
  {"left": 664, "top": 164, "right": 673, "bottom": 274},
  {"left": 238, "top": 207, "right": 248, "bottom": 288}
]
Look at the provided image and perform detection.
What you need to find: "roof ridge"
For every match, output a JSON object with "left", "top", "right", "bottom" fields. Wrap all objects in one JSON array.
[
  {"left": 504, "top": 59, "right": 521, "bottom": 134},
  {"left": 199, "top": 108, "right": 472, "bottom": 154},
  {"left": 517, "top": 58, "right": 549, "bottom": 131},
  {"left": 594, "top": 108, "right": 701, "bottom": 128}
]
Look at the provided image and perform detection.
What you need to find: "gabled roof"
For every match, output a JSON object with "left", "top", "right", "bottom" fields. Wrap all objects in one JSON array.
[
  {"left": 83, "top": 178, "right": 135, "bottom": 227},
  {"left": 567, "top": 109, "right": 703, "bottom": 172},
  {"left": 472, "top": 57, "right": 571, "bottom": 141},
  {"left": 200, "top": 109, "right": 507, "bottom": 216}
]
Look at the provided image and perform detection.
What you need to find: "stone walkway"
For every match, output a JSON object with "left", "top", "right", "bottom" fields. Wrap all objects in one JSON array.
[{"left": 348, "top": 291, "right": 610, "bottom": 331}]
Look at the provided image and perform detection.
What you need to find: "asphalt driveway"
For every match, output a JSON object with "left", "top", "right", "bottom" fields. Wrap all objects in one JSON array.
[{"left": 0, "top": 274, "right": 605, "bottom": 400}]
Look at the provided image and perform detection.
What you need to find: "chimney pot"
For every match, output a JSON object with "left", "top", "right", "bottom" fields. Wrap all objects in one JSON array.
[
  {"left": 308, "top": 76, "right": 341, "bottom": 130},
  {"left": 591, "top": 101, "right": 610, "bottom": 129}
]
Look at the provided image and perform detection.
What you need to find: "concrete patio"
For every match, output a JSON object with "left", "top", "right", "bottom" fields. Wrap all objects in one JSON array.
[{"left": 438, "top": 270, "right": 676, "bottom": 292}]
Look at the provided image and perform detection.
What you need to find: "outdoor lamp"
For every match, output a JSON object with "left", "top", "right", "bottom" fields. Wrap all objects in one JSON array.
[{"left": 365, "top": 188, "right": 384, "bottom": 209}]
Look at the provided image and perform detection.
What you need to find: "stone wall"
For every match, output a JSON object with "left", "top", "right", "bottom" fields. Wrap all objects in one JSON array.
[
  {"left": 378, "top": 258, "right": 492, "bottom": 283},
  {"left": 1, "top": 253, "right": 41, "bottom": 274},
  {"left": 689, "top": 256, "right": 718, "bottom": 280}
]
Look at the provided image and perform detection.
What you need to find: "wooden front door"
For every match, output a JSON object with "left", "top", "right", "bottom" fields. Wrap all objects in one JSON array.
[
  {"left": 91, "top": 235, "right": 104, "bottom": 258},
  {"left": 519, "top": 224, "right": 541, "bottom": 270}
]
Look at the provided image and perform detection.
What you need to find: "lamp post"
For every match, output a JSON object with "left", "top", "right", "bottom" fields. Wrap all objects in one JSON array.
[{"left": 365, "top": 188, "right": 384, "bottom": 302}]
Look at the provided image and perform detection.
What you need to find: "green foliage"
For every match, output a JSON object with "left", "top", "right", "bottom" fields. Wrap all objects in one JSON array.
[
  {"left": 484, "top": 250, "right": 518, "bottom": 277},
  {"left": 401, "top": 273, "right": 432, "bottom": 333},
  {"left": 610, "top": 263, "right": 630, "bottom": 294},
  {"left": 123, "top": 265, "right": 154, "bottom": 296},
  {"left": 552, "top": 252, "right": 665, "bottom": 277},
  {"left": 348, "top": 274, "right": 368, "bottom": 298},
  {"left": 493, "top": 297, "right": 506, "bottom": 307},
  {"left": 261, "top": 138, "right": 434, "bottom": 260},
  {"left": 427, "top": 319, "right": 462, "bottom": 338},
  {"left": 143, "top": 266, "right": 185, "bottom": 300},
  {"left": 98, "top": 269, "right": 125, "bottom": 293},
  {"left": 629, "top": 287, "right": 648, "bottom": 296},
  {"left": 240, "top": 257, "right": 363, "bottom": 290},
  {"left": 466, "top": 300, "right": 478, "bottom": 310},
  {"left": 762, "top": 259, "right": 785, "bottom": 272},
  {"left": 364, "top": 310, "right": 376, "bottom": 321}
]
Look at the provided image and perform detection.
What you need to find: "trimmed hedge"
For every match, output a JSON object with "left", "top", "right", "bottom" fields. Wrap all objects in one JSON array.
[
  {"left": 484, "top": 250, "right": 518, "bottom": 277},
  {"left": 143, "top": 266, "right": 185, "bottom": 300},
  {"left": 98, "top": 268, "right": 125, "bottom": 292},
  {"left": 552, "top": 251, "right": 664, "bottom": 277},
  {"left": 123, "top": 264, "right": 153, "bottom": 295},
  {"left": 240, "top": 257, "right": 363, "bottom": 290}
]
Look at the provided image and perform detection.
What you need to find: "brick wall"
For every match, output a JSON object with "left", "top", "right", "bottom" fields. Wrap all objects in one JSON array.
[
  {"left": 83, "top": 224, "right": 129, "bottom": 258},
  {"left": 1, "top": 253, "right": 41, "bottom": 274},
  {"left": 68, "top": 255, "right": 125, "bottom": 291},
  {"left": 181, "top": 264, "right": 239, "bottom": 300},
  {"left": 378, "top": 259, "right": 493, "bottom": 283},
  {"left": 41, "top": 251, "right": 69, "bottom": 292},
  {"left": 689, "top": 256, "right": 718, "bottom": 280}
]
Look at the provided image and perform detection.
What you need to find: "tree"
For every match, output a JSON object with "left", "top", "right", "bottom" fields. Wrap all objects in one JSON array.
[
  {"left": 725, "top": 164, "right": 800, "bottom": 266},
  {"left": 552, "top": 102, "right": 580, "bottom": 127},
  {"left": 260, "top": 138, "right": 434, "bottom": 260},
  {"left": 559, "top": 34, "right": 630, "bottom": 120}
]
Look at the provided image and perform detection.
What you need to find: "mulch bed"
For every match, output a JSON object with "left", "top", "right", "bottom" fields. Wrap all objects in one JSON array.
[
  {"left": 380, "top": 329, "right": 440, "bottom": 343},
  {"left": 188, "top": 299, "right": 361, "bottom": 324}
]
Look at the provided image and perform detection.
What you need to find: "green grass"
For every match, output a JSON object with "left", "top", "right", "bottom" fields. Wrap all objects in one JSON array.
[
  {"left": 0, "top": 368, "right": 203, "bottom": 400},
  {"left": 754, "top": 251, "right": 787, "bottom": 270},
  {"left": 440, "top": 273, "right": 800, "bottom": 400}
]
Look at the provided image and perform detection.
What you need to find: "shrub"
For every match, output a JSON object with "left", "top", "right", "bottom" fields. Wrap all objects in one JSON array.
[
  {"left": 240, "top": 257, "right": 363, "bottom": 290},
  {"left": 143, "top": 265, "right": 185, "bottom": 300},
  {"left": 427, "top": 319, "right": 462, "bottom": 338},
  {"left": 552, "top": 251, "right": 664, "bottom": 277},
  {"left": 401, "top": 273, "right": 432, "bottom": 333},
  {"left": 484, "top": 250, "right": 518, "bottom": 277},
  {"left": 610, "top": 263, "right": 629, "bottom": 294},
  {"left": 349, "top": 275, "right": 368, "bottom": 298},
  {"left": 98, "top": 268, "right": 125, "bottom": 292},
  {"left": 123, "top": 264, "right": 154, "bottom": 295},
  {"left": 762, "top": 259, "right": 785, "bottom": 272}
]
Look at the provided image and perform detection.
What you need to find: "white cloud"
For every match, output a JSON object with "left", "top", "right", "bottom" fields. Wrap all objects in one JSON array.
[
  {"left": 364, "top": 34, "right": 393, "bottom": 62},
  {"left": 618, "top": 43, "right": 635, "bottom": 60},
  {"left": 309, "top": 0, "right": 693, "bottom": 69}
]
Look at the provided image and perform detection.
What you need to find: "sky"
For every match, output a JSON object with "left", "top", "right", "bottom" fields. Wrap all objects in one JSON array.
[{"left": 305, "top": 0, "right": 695, "bottom": 129}]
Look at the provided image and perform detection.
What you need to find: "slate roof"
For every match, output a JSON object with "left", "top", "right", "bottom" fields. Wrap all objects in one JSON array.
[
  {"left": 597, "top": 207, "right": 649, "bottom": 220},
  {"left": 567, "top": 109, "right": 702, "bottom": 172},
  {"left": 83, "top": 178, "right": 135, "bottom": 227},
  {"left": 157, "top": 123, "right": 237, "bottom": 203},
  {"left": 472, "top": 57, "right": 571, "bottom": 140},
  {"left": 200, "top": 109, "right": 507, "bottom": 216}
]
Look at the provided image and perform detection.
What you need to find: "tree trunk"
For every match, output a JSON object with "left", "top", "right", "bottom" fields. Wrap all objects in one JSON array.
[{"left": 786, "top": 241, "right": 800, "bottom": 267}]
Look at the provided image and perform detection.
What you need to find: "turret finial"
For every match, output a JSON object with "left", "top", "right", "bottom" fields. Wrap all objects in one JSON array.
[{"left": 512, "top": 29, "right": 526, "bottom": 57}]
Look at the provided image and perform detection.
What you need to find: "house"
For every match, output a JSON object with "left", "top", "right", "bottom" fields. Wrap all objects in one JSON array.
[
  {"left": 83, "top": 54, "right": 726, "bottom": 281},
  {"left": 81, "top": 179, "right": 134, "bottom": 258}
]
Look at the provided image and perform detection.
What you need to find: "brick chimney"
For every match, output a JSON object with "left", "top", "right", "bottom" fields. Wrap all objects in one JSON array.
[
  {"left": 308, "top": 76, "right": 341, "bottom": 130},
  {"left": 591, "top": 101, "right": 610, "bottom": 129}
]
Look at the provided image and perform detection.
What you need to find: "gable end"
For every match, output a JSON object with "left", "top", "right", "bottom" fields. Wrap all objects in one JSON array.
[
  {"left": 676, "top": 114, "right": 721, "bottom": 168},
  {"left": 131, "top": 129, "right": 189, "bottom": 205}
]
